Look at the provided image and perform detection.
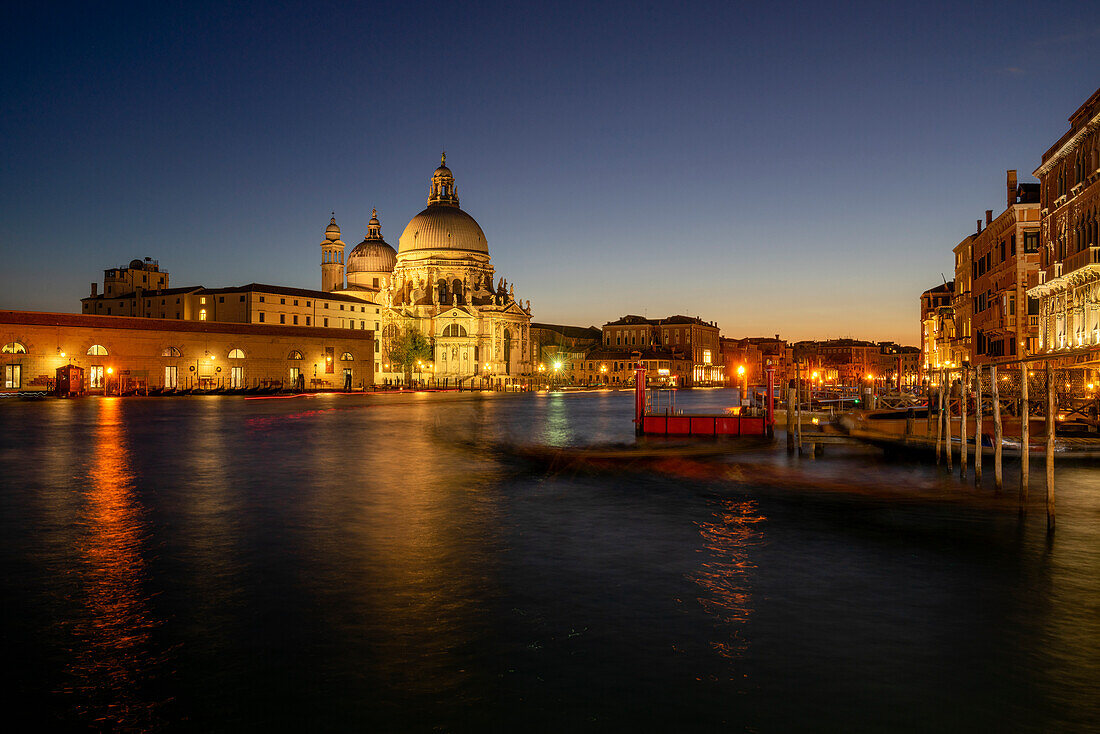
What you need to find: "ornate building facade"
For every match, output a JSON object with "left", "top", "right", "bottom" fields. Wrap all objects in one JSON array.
[
  {"left": 321, "top": 155, "right": 533, "bottom": 385},
  {"left": 1029, "top": 87, "right": 1100, "bottom": 364}
]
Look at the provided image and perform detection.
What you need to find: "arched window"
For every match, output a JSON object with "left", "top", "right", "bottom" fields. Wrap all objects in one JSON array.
[
  {"left": 341, "top": 352, "right": 354, "bottom": 361},
  {"left": 228, "top": 349, "right": 245, "bottom": 359},
  {"left": 2, "top": 342, "right": 26, "bottom": 354},
  {"left": 442, "top": 324, "right": 467, "bottom": 337},
  {"left": 161, "top": 346, "right": 181, "bottom": 357},
  {"left": 87, "top": 344, "right": 108, "bottom": 356},
  {"left": 288, "top": 350, "right": 303, "bottom": 360}
]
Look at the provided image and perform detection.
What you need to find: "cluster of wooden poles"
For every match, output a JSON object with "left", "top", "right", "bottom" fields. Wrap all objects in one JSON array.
[{"left": 931, "top": 361, "right": 1056, "bottom": 532}]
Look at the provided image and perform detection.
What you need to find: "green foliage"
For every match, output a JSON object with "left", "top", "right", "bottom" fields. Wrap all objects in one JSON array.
[{"left": 385, "top": 327, "right": 433, "bottom": 377}]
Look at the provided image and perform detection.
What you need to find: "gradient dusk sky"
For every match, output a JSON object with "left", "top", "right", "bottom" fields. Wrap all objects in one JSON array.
[{"left": 2, "top": 1, "right": 1098, "bottom": 344}]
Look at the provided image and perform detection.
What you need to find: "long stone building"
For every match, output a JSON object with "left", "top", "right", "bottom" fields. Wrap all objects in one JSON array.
[{"left": 1, "top": 310, "right": 374, "bottom": 393}]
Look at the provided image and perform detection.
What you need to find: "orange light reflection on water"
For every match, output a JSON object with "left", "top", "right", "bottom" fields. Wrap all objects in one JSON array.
[
  {"left": 65, "top": 398, "right": 167, "bottom": 730},
  {"left": 690, "top": 499, "right": 765, "bottom": 659}
]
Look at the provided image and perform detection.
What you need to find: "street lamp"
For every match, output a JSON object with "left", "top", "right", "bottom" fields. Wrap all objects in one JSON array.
[{"left": 737, "top": 364, "right": 747, "bottom": 405}]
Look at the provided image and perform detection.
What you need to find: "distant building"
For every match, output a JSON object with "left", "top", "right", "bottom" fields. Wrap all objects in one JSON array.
[
  {"left": 951, "top": 230, "right": 976, "bottom": 368},
  {"left": 601, "top": 315, "right": 723, "bottom": 386},
  {"left": 1028, "top": 86, "right": 1100, "bottom": 364},
  {"left": 793, "top": 339, "right": 881, "bottom": 385},
  {"left": 719, "top": 335, "right": 791, "bottom": 389},
  {"left": 920, "top": 281, "right": 955, "bottom": 377},
  {"left": 875, "top": 342, "right": 921, "bottom": 388}
]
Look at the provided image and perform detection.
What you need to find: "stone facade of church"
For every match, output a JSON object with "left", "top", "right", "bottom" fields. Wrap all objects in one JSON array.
[{"left": 323, "top": 156, "right": 533, "bottom": 386}]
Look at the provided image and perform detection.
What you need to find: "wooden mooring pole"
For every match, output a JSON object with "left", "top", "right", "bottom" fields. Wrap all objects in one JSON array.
[
  {"left": 786, "top": 387, "right": 795, "bottom": 455},
  {"left": 1020, "top": 366, "right": 1029, "bottom": 512},
  {"left": 960, "top": 367, "right": 968, "bottom": 478},
  {"left": 1046, "top": 361, "right": 1056, "bottom": 532},
  {"left": 945, "top": 371, "right": 953, "bottom": 471},
  {"left": 992, "top": 365, "right": 1002, "bottom": 492},
  {"left": 796, "top": 367, "right": 803, "bottom": 454},
  {"left": 935, "top": 375, "right": 944, "bottom": 465},
  {"left": 974, "top": 365, "right": 983, "bottom": 485}
]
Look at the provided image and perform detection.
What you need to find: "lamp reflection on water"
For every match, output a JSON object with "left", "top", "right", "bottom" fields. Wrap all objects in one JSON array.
[
  {"left": 689, "top": 498, "right": 765, "bottom": 659},
  {"left": 66, "top": 398, "right": 168, "bottom": 729}
]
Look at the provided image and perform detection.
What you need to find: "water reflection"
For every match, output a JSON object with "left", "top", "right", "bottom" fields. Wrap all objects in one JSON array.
[
  {"left": 690, "top": 498, "right": 765, "bottom": 659},
  {"left": 65, "top": 398, "right": 168, "bottom": 730}
]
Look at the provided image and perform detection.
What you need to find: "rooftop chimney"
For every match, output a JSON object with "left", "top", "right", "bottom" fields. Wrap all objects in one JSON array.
[
  {"left": 1007, "top": 169, "right": 1018, "bottom": 207},
  {"left": 90, "top": 283, "right": 97, "bottom": 297},
  {"left": 977, "top": 219, "right": 982, "bottom": 234},
  {"left": 985, "top": 209, "right": 993, "bottom": 225}
]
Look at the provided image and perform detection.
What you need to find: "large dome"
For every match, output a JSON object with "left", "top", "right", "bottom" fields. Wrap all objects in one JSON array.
[{"left": 398, "top": 205, "right": 488, "bottom": 255}]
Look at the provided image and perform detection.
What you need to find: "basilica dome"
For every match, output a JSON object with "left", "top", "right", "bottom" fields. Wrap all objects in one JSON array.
[
  {"left": 397, "top": 154, "right": 489, "bottom": 256},
  {"left": 398, "top": 205, "right": 488, "bottom": 255}
]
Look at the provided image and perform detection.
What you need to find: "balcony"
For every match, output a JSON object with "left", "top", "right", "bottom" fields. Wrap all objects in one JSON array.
[{"left": 1061, "top": 246, "right": 1100, "bottom": 277}]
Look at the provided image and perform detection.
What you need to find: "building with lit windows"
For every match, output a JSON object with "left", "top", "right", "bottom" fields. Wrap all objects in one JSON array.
[
  {"left": 0, "top": 310, "right": 373, "bottom": 394},
  {"left": 1028, "top": 86, "right": 1100, "bottom": 365},
  {"left": 792, "top": 339, "right": 880, "bottom": 386},
  {"left": 719, "top": 336, "right": 792, "bottom": 390},
  {"left": 920, "top": 281, "right": 955, "bottom": 378},
  {"left": 601, "top": 315, "right": 723, "bottom": 386},
  {"left": 966, "top": 171, "right": 1041, "bottom": 365}
]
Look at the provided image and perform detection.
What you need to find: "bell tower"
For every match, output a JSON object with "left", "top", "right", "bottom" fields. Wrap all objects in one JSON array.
[{"left": 320, "top": 213, "right": 345, "bottom": 292}]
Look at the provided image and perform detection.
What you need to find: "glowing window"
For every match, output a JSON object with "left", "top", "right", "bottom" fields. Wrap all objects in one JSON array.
[
  {"left": 199, "top": 309, "right": 207, "bottom": 321},
  {"left": 288, "top": 350, "right": 303, "bottom": 360},
  {"left": 86, "top": 344, "right": 108, "bottom": 356},
  {"left": 228, "top": 349, "right": 245, "bottom": 359},
  {"left": 2, "top": 342, "right": 26, "bottom": 354},
  {"left": 161, "top": 346, "right": 182, "bottom": 357},
  {"left": 341, "top": 352, "right": 354, "bottom": 361},
  {"left": 442, "top": 324, "right": 467, "bottom": 337}
]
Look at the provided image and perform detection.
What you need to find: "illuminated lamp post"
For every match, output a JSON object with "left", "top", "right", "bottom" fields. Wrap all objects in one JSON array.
[
  {"left": 106, "top": 366, "right": 114, "bottom": 396},
  {"left": 600, "top": 363, "right": 608, "bottom": 386},
  {"left": 552, "top": 360, "right": 562, "bottom": 390},
  {"left": 482, "top": 362, "right": 490, "bottom": 390},
  {"left": 737, "top": 364, "right": 747, "bottom": 406}
]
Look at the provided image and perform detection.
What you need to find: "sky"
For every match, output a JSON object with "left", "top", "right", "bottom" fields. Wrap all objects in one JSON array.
[{"left": 1, "top": 1, "right": 1098, "bottom": 345}]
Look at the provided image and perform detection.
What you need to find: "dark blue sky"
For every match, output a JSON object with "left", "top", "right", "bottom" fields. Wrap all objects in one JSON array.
[{"left": 2, "top": 1, "right": 1098, "bottom": 343}]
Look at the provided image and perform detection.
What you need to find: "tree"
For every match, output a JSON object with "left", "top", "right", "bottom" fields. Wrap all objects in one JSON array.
[{"left": 385, "top": 326, "right": 433, "bottom": 384}]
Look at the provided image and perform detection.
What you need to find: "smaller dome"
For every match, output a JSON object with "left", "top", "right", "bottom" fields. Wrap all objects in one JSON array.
[
  {"left": 434, "top": 164, "right": 452, "bottom": 178},
  {"left": 129, "top": 258, "right": 144, "bottom": 269},
  {"left": 346, "top": 207, "right": 396, "bottom": 277},
  {"left": 347, "top": 240, "right": 397, "bottom": 275}
]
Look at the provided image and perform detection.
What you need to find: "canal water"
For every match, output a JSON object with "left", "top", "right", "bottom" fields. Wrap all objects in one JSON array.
[{"left": 2, "top": 390, "right": 1099, "bottom": 731}]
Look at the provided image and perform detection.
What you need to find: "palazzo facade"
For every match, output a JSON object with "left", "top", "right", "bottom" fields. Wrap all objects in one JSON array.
[{"left": 1028, "top": 87, "right": 1100, "bottom": 364}]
